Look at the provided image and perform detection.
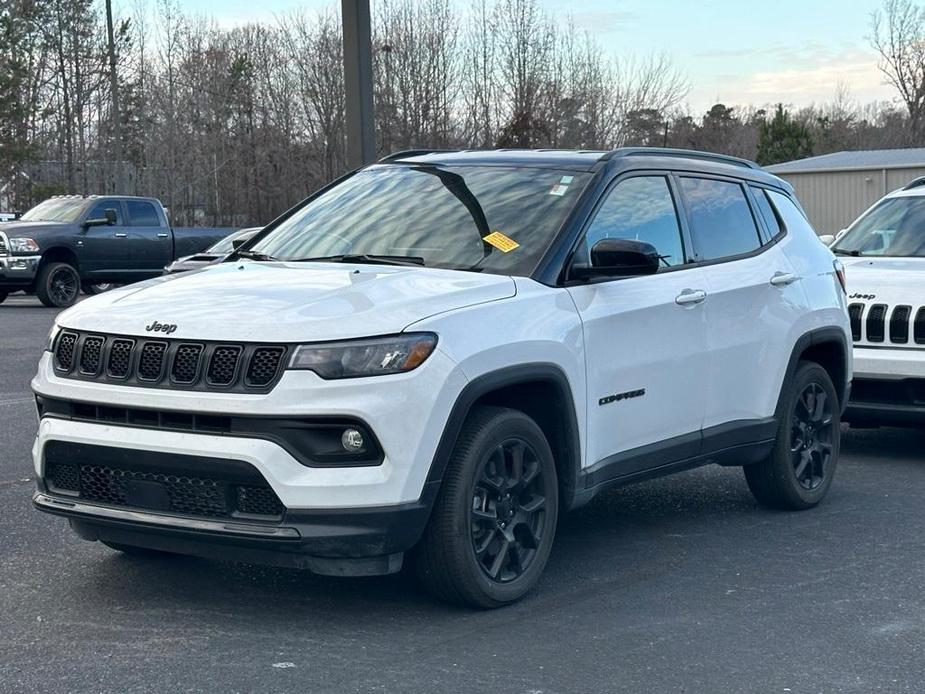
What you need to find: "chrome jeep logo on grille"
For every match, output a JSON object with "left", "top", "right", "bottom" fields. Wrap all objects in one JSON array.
[
  {"left": 145, "top": 320, "right": 178, "bottom": 334},
  {"left": 849, "top": 293, "right": 876, "bottom": 300}
]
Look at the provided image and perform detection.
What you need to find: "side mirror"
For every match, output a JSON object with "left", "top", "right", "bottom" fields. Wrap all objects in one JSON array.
[
  {"left": 13, "top": 211, "right": 22, "bottom": 220},
  {"left": 570, "top": 238, "right": 661, "bottom": 281},
  {"left": 818, "top": 234, "right": 835, "bottom": 246},
  {"left": 83, "top": 208, "right": 118, "bottom": 230},
  {"left": 232, "top": 237, "right": 247, "bottom": 250}
]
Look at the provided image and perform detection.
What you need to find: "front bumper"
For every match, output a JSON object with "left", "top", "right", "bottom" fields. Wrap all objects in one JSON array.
[
  {"left": 846, "top": 346, "right": 925, "bottom": 425},
  {"left": 0, "top": 254, "right": 40, "bottom": 284},
  {"left": 33, "top": 489, "right": 435, "bottom": 575}
]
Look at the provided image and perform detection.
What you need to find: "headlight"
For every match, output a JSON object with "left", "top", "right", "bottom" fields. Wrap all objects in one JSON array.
[
  {"left": 46, "top": 323, "right": 61, "bottom": 352},
  {"left": 8, "top": 237, "right": 40, "bottom": 253},
  {"left": 289, "top": 333, "right": 437, "bottom": 379}
]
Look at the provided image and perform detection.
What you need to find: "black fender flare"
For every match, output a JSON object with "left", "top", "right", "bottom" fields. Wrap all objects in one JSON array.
[
  {"left": 776, "top": 326, "right": 850, "bottom": 419},
  {"left": 422, "top": 363, "right": 583, "bottom": 510}
]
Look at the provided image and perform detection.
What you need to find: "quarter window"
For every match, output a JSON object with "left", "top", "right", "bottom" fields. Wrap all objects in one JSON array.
[
  {"left": 126, "top": 200, "right": 161, "bottom": 227},
  {"left": 583, "top": 176, "right": 685, "bottom": 268},
  {"left": 680, "top": 177, "right": 762, "bottom": 261},
  {"left": 750, "top": 186, "right": 782, "bottom": 239}
]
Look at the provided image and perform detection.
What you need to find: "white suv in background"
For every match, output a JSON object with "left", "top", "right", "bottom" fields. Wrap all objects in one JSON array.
[
  {"left": 31, "top": 148, "right": 851, "bottom": 608},
  {"left": 830, "top": 180, "right": 925, "bottom": 426}
]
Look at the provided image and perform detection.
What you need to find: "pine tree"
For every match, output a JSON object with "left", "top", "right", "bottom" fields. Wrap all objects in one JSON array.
[{"left": 757, "top": 104, "right": 814, "bottom": 165}]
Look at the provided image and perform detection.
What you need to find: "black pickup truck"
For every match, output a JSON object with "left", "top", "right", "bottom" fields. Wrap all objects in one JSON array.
[{"left": 0, "top": 196, "right": 233, "bottom": 307}]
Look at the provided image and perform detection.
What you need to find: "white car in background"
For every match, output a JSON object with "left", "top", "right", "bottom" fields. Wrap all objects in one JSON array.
[{"left": 829, "top": 181, "right": 925, "bottom": 426}]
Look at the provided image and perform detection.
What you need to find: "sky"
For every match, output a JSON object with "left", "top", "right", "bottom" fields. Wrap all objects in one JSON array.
[{"left": 174, "top": 0, "right": 896, "bottom": 113}]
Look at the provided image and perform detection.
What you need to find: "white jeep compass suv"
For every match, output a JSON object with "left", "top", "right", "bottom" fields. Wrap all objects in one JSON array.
[
  {"left": 32, "top": 148, "right": 851, "bottom": 608},
  {"left": 830, "top": 179, "right": 925, "bottom": 426}
]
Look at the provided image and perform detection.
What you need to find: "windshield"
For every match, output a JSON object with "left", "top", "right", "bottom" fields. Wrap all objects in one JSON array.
[
  {"left": 208, "top": 229, "right": 258, "bottom": 255},
  {"left": 834, "top": 196, "right": 925, "bottom": 257},
  {"left": 250, "top": 165, "right": 590, "bottom": 275},
  {"left": 19, "top": 198, "right": 87, "bottom": 223}
]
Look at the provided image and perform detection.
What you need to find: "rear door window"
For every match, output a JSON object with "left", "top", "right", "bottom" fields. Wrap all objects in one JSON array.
[
  {"left": 679, "top": 177, "right": 762, "bottom": 261},
  {"left": 126, "top": 200, "right": 161, "bottom": 227}
]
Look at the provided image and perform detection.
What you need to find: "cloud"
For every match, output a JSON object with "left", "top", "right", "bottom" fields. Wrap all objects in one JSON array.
[
  {"left": 691, "top": 47, "right": 895, "bottom": 109},
  {"left": 565, "top": 10, "right": 637, "bottom": 33}
]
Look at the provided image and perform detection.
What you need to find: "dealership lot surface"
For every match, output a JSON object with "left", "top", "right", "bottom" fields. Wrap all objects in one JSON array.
[{"left": 2, "top": 297, "right": 924, "bottom": 693}]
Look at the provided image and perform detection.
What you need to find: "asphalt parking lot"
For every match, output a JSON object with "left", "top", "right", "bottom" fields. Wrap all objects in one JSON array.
[{"left": 1, "top": 295, "right": 924, "bottom": 693}]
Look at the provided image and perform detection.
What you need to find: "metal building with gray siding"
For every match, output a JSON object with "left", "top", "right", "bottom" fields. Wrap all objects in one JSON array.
[{"left": 765, "top": 149, "right": 925, "bottom": 235}]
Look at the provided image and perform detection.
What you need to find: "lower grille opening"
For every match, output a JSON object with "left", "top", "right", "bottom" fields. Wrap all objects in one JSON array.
[{"left": 45, "top": 458, "right": 284, "bottom": 521}]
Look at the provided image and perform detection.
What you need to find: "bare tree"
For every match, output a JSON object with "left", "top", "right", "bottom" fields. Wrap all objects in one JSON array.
[{"left": 871, "top": 0, "right": 925, "bottom": 143}]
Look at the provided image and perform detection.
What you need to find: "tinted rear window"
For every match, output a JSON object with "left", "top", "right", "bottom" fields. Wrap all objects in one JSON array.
[
  {"left": 126, "top": 200, "right": 160, "bottom": 226},
  {"left": 680, "top": 178, "right": 762, "bottom": 261}
]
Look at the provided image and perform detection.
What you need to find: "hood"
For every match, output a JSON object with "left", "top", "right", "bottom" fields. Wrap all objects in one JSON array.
[
  {"left": 842, "top": 256, "right": 925, "bottom": 304},
  {"left": 57, "top": 261, "right": 517, "bottom": 342},
  {"left": 0, "top": 221, "right": 68, "bottom": 237}
]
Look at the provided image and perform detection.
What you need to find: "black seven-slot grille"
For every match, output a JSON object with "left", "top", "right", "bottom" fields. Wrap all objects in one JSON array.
[
  {"left": 53, "top": 331, "right": 287, "bottom": 392},
  {"left": 848, "top": 303, "right": 925, "bottom": 346},
  {"left": 44, "top": 447, "right": 284, "bottom": 521}
]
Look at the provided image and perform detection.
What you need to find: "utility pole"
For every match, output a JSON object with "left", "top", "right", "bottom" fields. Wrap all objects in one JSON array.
[
  {"left": 105, "top": 0, "right": 124, "bottom": 193},
  {"left": 341, "top": 0, "right": 375, "bottom": 169}
]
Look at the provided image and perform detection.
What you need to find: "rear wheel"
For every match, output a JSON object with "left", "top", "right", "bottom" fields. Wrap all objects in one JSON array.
[
  {"left": 415, "top": 406, "right": 558, "bottom": 608},
  {"left": 82, "top": 282, "right": 119, "bottom": 295},
  {"left": 36, "top": 262, "right": 80, "bottom": 308},
  {"left": 745, "top": 361, "right": 840, "bottom": 510}
]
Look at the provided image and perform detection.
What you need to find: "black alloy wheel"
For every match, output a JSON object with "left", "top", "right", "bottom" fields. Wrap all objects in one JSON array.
[
  {"left": 36, "top": 262, "right": 81, "bottom": 308},
  {"left": 470, "top": 438, "right": 549, "bottom": 583},
  {"left": 744, "top": 361, "right": 841, "bottom": 510},
  {"left": 790, "top": 382, "right": 835, "bottom": 491},
  {"left": 415, "top": 406, "right": 559, "bottom": 608}
]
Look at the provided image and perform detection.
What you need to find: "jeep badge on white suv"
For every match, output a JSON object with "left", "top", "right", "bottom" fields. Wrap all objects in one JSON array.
[
  {"left": 831, "top": 179, "right": 925, "bottom": 427},
  {"left": 31, "top": 148, "right": 851, "bottom": 608}
]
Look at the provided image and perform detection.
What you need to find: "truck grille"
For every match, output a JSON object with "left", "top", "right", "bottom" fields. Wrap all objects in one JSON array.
[
  {"left": 848, "top": 302, "right": 925, "bottom": 347},
  {"left": 53, "top": 331, "right": 287, "bottom": 392}
]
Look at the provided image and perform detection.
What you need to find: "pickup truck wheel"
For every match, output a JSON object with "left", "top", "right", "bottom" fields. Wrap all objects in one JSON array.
[
  {"left": 744, "top": 362, "right": 840, "bottom": 510},
  {"left": 415, "top": 406, "right": 558, "bottom": 608},
  {"left": 36, "top": 262, "right": 80, "bottom": 308},
  {"left": 101, "top": 541, "right": 175, "bottom": 558},
  {"left": 82, "top": 282, "right": 119, "bottom": 295}
]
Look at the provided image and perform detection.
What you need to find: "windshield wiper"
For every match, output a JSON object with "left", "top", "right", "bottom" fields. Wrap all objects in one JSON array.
[
  {"left": 236, "top": 249, "right": 280, "bottom": 262},
  {"left": 832, "top": 248, "right": 864, "bottom": 257},
  {"left": 294, "top": 254, "right": 426, "bottom": 267}
]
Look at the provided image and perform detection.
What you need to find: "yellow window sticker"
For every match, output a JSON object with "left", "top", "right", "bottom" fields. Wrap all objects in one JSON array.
[{"left": 483, "top": 231, "right": 520, "bottom": 253}]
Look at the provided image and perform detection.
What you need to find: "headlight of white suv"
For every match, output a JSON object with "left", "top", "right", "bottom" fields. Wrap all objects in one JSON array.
[
  {"left": 289, "top": 333, "right": 438, "bottom": 379},
  {"left": 8, "top": 237, "right": 40, "bottom": 254},
  {"left": 46, "top": 323, "right": 61, "bottom": 352}
]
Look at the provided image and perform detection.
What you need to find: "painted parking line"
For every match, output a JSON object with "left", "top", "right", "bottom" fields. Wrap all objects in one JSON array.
[{"left": 0, "top": 396, "right": 34, "bottom": 406}]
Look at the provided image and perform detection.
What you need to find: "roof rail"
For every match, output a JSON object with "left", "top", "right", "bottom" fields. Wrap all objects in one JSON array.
[
  {"left": 903, "top": 175, "right": 925, "bottom": 190},
  {"left": 604, "top": 147, "right": 761, "bottom": 170},
  {"left": 378, "top": 149, "right": 458, "bottom": 163}
]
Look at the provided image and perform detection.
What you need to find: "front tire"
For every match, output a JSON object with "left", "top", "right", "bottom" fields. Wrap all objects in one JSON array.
[
  {"left": 415, "top": 406, "right": 559, "bottom": 608},
  {"left": 745, "top": 361, "right": 840, "bottom": 510},
  {"left": 36, "top": 262, "right": 80, "bottom": 308}
]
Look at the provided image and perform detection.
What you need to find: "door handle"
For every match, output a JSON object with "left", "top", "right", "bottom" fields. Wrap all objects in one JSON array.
[
  {"left": 114, "top": 233, "right": 127, "bottom": 238},
  {"left": 157, "top": 233, "right": 169, "bottom": 238},
  {"left": 675, "top": 289, "right": 707, "bottom": 306},
  {"left": 770, "top": 271, "right": 799, "bottom": 287}
]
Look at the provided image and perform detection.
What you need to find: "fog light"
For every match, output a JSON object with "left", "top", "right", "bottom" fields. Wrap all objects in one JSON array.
[{"left": 341, "top": 428, "right": 365, "bottom": 452}]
